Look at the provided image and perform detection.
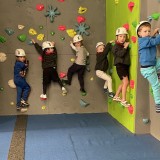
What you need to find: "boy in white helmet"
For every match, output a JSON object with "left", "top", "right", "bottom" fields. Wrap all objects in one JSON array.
[
  {"left": 112, "top": 27, "right": 130, "bottom": 107},
  {"left": 62, "top": 35, "right": 89, "bottom": 96},
  {"left": 136, "top": 20, "right": 160, "bottom": 113},
  {"left": 14, "top": 49, "right": 30, "bottom": 112},
  {"left": 95, "top": 41, "right": 115, "bottom": 98},
  {"left": 31, "top": 39, "right": 67, "bottom": 100}
]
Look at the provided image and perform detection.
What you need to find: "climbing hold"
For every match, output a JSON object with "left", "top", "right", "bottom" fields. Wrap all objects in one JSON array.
[
  {"left": 60, "top": 36, "right": 65, "bottom": 40},
  {"left": 36, "top": 4, "right": 44, "bottom": 11},
  {"left": 77, "top": 16, "right": 86, "bottom": 23},
  {"left": 115, "top": 0, "right": 119, "bottom": 4},
  {"left": 128, "top": 2, "right": 135, "bottom": 12},
  {"left": 17, "top": 34, "right": 27, "bottom": 42},
  {"left": 130, "top": 80, "right": 134, "bottom": 89},
  {"left": 10, "top": 102, "right": 14, "bottom": 106},
  {"left": 5, "top": 28, "right": 14, "bottom": 36},
  {"left": 66, "top": 29, "right": 76, "bottom": 38},
  {"left": 131, "top": 36, "right": 137, "bottom": 43},
  {"left": 39, "top": 25, "right": 44, "bottom": 29},
  {"left": 90, "top": 77, "right": 94, "bottom": 81},
  {"left": 50, "top": 31, "right": 55, "bottom": 36},
  {"left": 0, "top": 52, "right": 7, "bottom": 62},
  {"left": 8, "top": 79, "right": 16, "bottom": 89},
  {"left": 78, "top": 6, "right": 87, "bottom": 14},
  {"left": 75, "top": 23, "right": 90, "bottom": 36},
  {"left": 132, "top": 21, "right": 137, "bottom": 28},
  {"left": 37, "top": 34, "right": 45, "bottom": 41},
  {"left": 128, "top": 105, "right": 134, "bottom": 114},
  {"left": 58, "top": 0, "right": 65, "bottom": 2},
  {"left": 80, "top": 99, "right": 89, "bottom": 107},
  {"left": 0, "top": 87, "right": 4, "bottom": 91},
  {"left": 59, "top": 72, "right": 66, "bottom": 78},
  {"left": 142, "top": 118, "right": 150, "bottom": 124},
  {"left": 29, "top": 28, "right": 37, "bottom": 35},
  {"left": 58, "top": 25, "right": 66, "bottom": 31},
  {"left": 70, "top": 58, "right": 75, "bottom": 62},
  {"left": 123, "top": 23, "right": 129, "bottom": 30},
  {"left": 38, "top": 56, "right": 43, "bottom": 61},
  {"left": 42, "top": 105, "right": 46, "bottom": 110},
  {"left": 18, "top": 24, "right": 25, "bottom": 30},
  {"left": 44, "top": 5, "right": 61, "bottom": 23},
  {"left": 151, "top": 13, "right": 160, "bottom": 21},
  {"left": 0, "top": 35, "right": 6, "bottom": 43}
]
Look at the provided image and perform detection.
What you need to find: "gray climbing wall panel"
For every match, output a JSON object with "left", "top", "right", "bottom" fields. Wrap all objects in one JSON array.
[{"left": 0, "top": 0, "right": 108, "bottom": 115}]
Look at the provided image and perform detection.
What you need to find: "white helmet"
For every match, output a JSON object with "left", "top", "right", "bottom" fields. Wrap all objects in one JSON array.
[
  {"left": 15, "top": 49, "right": 26, "bottom": 56},
  {"left": 73, "top": 35, "right": 83, "bottom": 43},
  {"left": 96, "top": 42, "right": 105, "bottom": 48},
  {"left": 136, "top": 21, "right": 151, "bottom": 36},
  {"left": 116, "top": 27, "right": 128, "bottom": 35},
  {"left": 42, "top": 41, "right": 54, "bottom": 50}
]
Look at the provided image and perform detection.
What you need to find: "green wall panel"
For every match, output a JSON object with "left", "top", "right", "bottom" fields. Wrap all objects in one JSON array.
[{"left": 106, "top": 0, "right": 140, "bottom": 133}]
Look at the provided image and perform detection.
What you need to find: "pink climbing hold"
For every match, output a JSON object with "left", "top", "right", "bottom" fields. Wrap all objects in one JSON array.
[
  {"left": 36, "top": 4, "right": 44, "bottom": 11},
  {"left": 77, "top": 16, "right": 86, "bottom": 23},
  {"left": 123, "top": 23, "right": 129, "bottom": 30},
  {"left": 128, "top": 1, "right": 135, "bottom": 12},
  {"left": 131, "top": 36, "right": 137, "bottom": 43},
  {"left": 59, "top": 72, "right": 66, "bottom": 78},
  {"left": 128, "top": 105, "right": 134, "bottom": 114},
  {"left": 58, "top": 25, "right": 66, "bottom": 31}
]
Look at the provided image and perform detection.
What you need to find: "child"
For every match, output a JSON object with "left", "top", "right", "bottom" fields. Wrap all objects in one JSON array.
[
  {"left": 14, "top": 49, "right": 30, "bottom": 112},
  {"left": 95, "top": 41, "right": 115, "bottom": 98},
  {"left": 112, "top": 27, "right": 130, "bottom": 107},
  {"left": 62, "top": 35, "right": 89, "bottom": 96},
  {"left": 31, "top": 39, "right": 67, "bottom": 100},
  {"left": 136, "top": 20, "right": 160, "bottom": 113}
]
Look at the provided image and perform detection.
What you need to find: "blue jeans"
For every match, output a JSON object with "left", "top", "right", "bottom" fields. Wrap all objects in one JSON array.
[
  {"left": 140, "top": 58, "right": 160, "bottom": 105},
  {"left": 14, "top": 78, "right": 30, "bottom": 106}
]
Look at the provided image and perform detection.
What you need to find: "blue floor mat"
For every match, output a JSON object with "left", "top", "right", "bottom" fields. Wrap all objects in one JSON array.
[
  {"left": 25, "top": 113, "right": 160, "bottom": 160},
  {"left": 0, "top": 116, "right": 16, "bottom": 160}
]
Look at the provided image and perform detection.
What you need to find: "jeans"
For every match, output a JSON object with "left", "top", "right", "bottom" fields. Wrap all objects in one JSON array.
[{"left": 140, "top": 58, "right": 160, "bottom": 105}]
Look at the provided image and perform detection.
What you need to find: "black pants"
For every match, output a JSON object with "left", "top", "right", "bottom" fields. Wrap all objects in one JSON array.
[
  {"left": 43, "top": 67, "right": 63, "bottom": 94},
  {"left": 67, "top": 63, "right": 86, "bottom": 90}
]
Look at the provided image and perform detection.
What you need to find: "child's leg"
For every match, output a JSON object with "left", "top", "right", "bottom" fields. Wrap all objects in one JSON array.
[
  {"left": 22, "top": 81, "right": 30, "bottom": 101},
  {"left": 78, "top": 66, "right": 86, "bottom": 91},
  {"left": 96, "top": 70, "right": 112, "bottom": 92},
  {"left": 141, "top": 67, "right": 160, "bottom": 105},
  {"left": 16, "top": 86, "right": 23, "bottom": 106},
  {"left": 121, "top": 76, "right": 129, "bottom": 102},
  {"left": 115, "top": 83, "right": 122, "bottom": 98}
]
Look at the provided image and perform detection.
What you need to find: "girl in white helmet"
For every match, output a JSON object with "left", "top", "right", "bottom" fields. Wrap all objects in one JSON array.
[
  {"left": 112, "top": 27, "right": 130, "bottom": 107},
  {"left": 136, "top": 21, "right": 160, "bottom": 113},
  {"left": 62, "top": 35, "right": 89, "bottom": 96},
  {"left": 14, "top": 49, "right": 30, "bottom": 112},
  {"left": 95, "top": 41, "right": 115, "bottom": 98},
  {"left": 31, "top": 39, "right": 67, "bottom": 100}
]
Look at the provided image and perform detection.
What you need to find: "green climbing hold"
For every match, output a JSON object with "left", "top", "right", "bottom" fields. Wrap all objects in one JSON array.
[{"left": 17, "top": 34, "right": 27, "bottom": 42}]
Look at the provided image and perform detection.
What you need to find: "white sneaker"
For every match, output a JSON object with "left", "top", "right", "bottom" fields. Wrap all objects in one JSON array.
[
  {"left": 62, "top": 87, "right": 67, "bottom": 95},
  {"left": 40, "top": 94, "right": 47, "bottom": 100}
]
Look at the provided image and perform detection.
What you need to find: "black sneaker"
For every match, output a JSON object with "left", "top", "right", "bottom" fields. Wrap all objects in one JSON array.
[
  {"left": 21, "top": 99, "right": 29, "bottom": 107},
  {"left": 108, "top": 92, "right": 115, "bottom": 98},
  {"left": 17, "top": 106, "right": 21, "bottom": 111},
  {"left": 104, "top": 88, "right": 108, "bottom": 94},
  {"left": 62, "top": 79, "right": 71, "bottom": 86},
  {"left": 80, "top": 89, "right": 87, "bottom": 96}
]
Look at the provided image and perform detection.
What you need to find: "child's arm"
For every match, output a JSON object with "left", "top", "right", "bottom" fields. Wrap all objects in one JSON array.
[
  {"left": 70, "top": 41, "right": 78, "bottom": 52},
  {"left": 31, "top": 39, "right": 43, "bottom": 55},
  {"left": 103, "top": 40, "right": 114, "bottom": 56},
  {"left": 152, "top": 28, "right": 160, "bottom": 37}
]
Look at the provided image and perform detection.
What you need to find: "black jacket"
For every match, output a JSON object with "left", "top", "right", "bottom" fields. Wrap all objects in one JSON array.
[
  {"left": 95, "top": 43, "right": 112, "bottom": 71},
  {"left": 34, "top": 43, "right": 57, "bottom": 69},
  {"left": 112, "top": 43, "right": 130, "bottom": 66}
]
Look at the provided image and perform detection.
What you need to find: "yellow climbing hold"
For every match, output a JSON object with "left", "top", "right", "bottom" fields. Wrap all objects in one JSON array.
[
  {"left": 42, "top": 105, "right": 46, "bottom": 110},
  {"left": 70, "top": 58, "right": 75, "bottom": 62},
  {"left": 29, "top": 28, "right": 37, "bottom": 35},
  {"left": 66, "top": 29, "right": 76, "bottom": 38},
  {"left": 78, "top": 6, "right": 87, "bottom": 14},
  {"left": 37, "top": 34, "right": 45, "bottom": 41}
]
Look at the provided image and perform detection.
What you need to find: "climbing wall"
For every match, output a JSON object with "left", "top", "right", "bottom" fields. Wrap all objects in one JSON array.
[
  {"left": 138, "top": 0, "right": 160, "bottom": 140},
  {"left": 0, "top": 0, "right": 108, "bottom": 115},
  {"left": 106, "top": 0, "right": 139, "bottom": 133}
]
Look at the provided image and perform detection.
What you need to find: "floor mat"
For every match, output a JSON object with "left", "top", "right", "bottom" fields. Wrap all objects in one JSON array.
[
  {"left": 0, "top": 116, "right": 16, "bottom": 160},
  {"left": 25, "top": 113, "right": 160, "bottom": 160}
]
